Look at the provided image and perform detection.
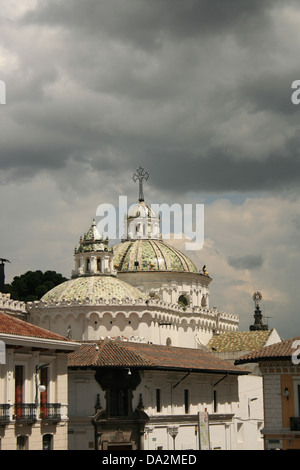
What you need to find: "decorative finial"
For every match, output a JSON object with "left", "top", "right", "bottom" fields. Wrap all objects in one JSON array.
[
  {"left": 132, "top": 166, "right": 149, "bottom": 202},
  {"left": 253, "top": 291, "right": 262, "bottom": 309},
  {"left": 250, "top": 291, "right": 268, "bottom": 331}
]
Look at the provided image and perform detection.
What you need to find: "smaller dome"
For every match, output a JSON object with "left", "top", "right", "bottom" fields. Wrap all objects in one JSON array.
[
  {"left": 75, "top": 219, "right": 111, "bottom": 254},
  {"left": 41, "top": 276, "right": 145, "bottom": 303},
  {"left": 128, "top": 201, "right": 158, "bottom": 219}
]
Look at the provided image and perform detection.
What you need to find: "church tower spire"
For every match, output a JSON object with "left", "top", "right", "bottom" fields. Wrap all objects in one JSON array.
[
  {"left": 250, "top": 291, "right": 268, "bottom": 331},
  {"left": 126, "top": 167, "right": 160, "bottom": 240}
]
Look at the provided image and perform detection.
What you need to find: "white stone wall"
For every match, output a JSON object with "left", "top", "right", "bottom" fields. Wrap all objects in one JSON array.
[
  {"left": 29, "top": 301, "right": 238, "bottom": 348},
  {"left": 67, "top": 368, "right": 256, "bottom": 451}
]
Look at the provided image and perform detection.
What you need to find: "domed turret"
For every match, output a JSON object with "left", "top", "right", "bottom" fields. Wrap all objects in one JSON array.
[{"left": 72, "top": 219, "right": 116, "bottom": 278}]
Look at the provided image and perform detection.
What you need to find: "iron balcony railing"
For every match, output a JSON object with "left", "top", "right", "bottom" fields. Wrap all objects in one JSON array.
[
  {"left": 14, "top": 403, "right": 37, "bottom": 423},
  {"left": 0, "top": 404, "right": 10, "bottom": 424},
  {"left": 40, "top": 403, "right": 61, "bottom": 422},
  {"left": 2, "top": 403, "right": 62, "bottom": 424},
  {"left": 290, "top": 417, "right": 300, "bottom": 431}
]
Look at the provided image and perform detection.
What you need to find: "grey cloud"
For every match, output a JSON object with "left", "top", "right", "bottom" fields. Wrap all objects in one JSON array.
[
  {"left": 25, "top": 0, "right": 275, "bottom": 47},
  {"left": 0, "top": 0, "right": 299, "bottom": 199},
  {"left": 146, "top": 145, "right": 300, "bottom": 195},
  {"left": 228, "top": 254, "right": 264, "bottom": 270},
  {"left": 237, "top": 71, "right": 299, "bottom": 116}
]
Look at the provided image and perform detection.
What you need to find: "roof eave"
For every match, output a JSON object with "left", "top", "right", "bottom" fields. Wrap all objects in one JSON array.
[
  {"left": 68, "top": 364, "right": 249, "bottom": 375},
  {"left": 0, "top": 332, "right": 80, "bottom": 351},
  {"left": 235, "top": 355, "right": 293, "bottom": 365}
]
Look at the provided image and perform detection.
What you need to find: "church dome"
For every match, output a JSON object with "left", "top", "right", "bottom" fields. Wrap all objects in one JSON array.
[
  {"left": 40, "top": 275, "right": 145, "bottom": 304},
  {"left": 128, "top": 201, "right": 157, "bottom": 219},
  {"left": 113, "top": 239, "right": 198, "bottom": 273}
]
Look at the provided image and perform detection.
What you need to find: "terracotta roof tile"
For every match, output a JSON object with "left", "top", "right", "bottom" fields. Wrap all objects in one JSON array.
[
  {"left": 236, "top": 336, "right": 299, "bottom": 364},
  {"left": 68, "top": 339, "right": 248, "bottom": 374},
  {"left": 0, "top": 313, "right": 69, "bottom": 342}
]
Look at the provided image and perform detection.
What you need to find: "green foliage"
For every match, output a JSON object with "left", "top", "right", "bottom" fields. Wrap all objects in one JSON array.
[{"left": 4, "top": 270, "right": 68, "bottom": 302}]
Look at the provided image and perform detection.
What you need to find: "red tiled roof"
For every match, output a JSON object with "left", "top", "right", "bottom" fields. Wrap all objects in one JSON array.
[
  {"left": 236, "top": 336, "right": 299, "bottom": 364},
  {"left": 68, "top": 339, "right": 248, "bottom": 374},
  {"left": 0, "top": 313, "right": 69, "bottom": 342}
]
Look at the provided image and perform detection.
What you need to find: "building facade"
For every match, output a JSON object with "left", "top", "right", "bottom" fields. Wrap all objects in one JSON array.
[
  {"left": 0, "top": 296, "right": 78, "bottom": 450},
  {"left": 67, "top": 338, "right": 248, "bottom": 451},
  {"left": 236, "top": 336, "right": 300, "bottom": 450}
]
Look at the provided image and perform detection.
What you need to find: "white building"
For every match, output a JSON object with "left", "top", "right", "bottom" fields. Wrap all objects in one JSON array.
[
  {"left": 67, "top": 338, "right": 248, "bottom": 451},
  {"left": 27, "top": 200, "right": 238, "bottom": 348},
  {"left": 0, "top": 293, "right": 78, "bottom": 450}
]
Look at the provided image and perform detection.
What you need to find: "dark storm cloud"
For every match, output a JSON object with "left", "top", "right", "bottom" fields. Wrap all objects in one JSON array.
[
  {"left": 228, "top": 254, "right": 264, "bottom": 270},
  {"left": 26, "top": 0, "right": 274, "bottom": 46},
  {"left": 237, "top": 71, "right": 299, "bottom": 116},
  {"left": 145, "top": 144, "right": 300, "bottom": 194},
  {"left": 1, "top": 0, "right": 299, "bottom": 198}
]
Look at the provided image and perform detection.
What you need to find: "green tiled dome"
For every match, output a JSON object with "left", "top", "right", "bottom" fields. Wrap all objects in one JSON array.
[
  {"left": 113, "top": 239, "right": 198, "bottom": 273},
  {"left": 41, "top": 275, "right": 145, "bottom": 303}
]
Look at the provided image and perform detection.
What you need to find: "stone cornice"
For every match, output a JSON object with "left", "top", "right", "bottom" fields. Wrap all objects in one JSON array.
[{"left": 27, "top": 298, "right": 238, "bottom": 324}]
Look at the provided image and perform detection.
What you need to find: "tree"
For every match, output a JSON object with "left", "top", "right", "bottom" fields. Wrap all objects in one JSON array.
[{"left": 4, "top": 270, "right": 68, "bottom": 302}]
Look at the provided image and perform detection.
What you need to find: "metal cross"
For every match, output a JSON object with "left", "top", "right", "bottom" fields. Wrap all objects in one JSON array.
[{"left": 132, "top": 166, "right": 149, "bottom": 202}]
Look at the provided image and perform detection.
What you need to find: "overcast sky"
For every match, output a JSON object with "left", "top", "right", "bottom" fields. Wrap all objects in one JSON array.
[{"left": 1, "top": 0, "right": 300, "bottom": 338}]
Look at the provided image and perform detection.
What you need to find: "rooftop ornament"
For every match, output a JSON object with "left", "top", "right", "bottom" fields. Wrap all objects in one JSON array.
[{"left": 132, "top": 166, "right": 149, "bottom": 202}]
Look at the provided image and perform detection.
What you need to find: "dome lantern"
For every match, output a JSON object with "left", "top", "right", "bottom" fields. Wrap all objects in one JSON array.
[{"left": 72, "top": 219, "right": 116, "bottom": 278}]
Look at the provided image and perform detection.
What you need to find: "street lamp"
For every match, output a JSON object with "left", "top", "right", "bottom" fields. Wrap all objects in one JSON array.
[
  {"left": 168, "top": 426, "right": 178, "bottom": 450},
  {"left": 35, "top": 364, "right": 49, "bottom": 407}
]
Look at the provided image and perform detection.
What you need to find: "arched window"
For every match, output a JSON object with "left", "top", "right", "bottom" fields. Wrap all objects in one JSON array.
[
  {"left": 178, "top": 294, "right": 189, "bottom": 308},
  {"left": 166, "top": 337, "right": 172, "bottom": 347},
  {"left": 17, "top": 435, "right": 28, "bottom": 450},
  {"left": 43, "top": 434, "right": 53, "bottom": 450}
]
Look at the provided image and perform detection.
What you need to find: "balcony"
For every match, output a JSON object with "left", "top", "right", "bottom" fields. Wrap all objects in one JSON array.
[
  {"left": 40, "top": 403, "right": 61, "bottom": 423},
  {"left": 14, "top": 403, "right": 37, "bottom": 424},
  {"left": 290, "top": 417, "right": 300, "bottom": 431},
  {"left": 0, "top": 404, "right": 10, "bottom": 425}
]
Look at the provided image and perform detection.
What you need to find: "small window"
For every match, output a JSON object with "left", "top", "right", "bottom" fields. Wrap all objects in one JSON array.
[
  {"left": 213, "top": 390, "right": 217, "bottom": 413},
  {"left": 110, "top": 389, "right": 128, "bottom": 416},
  {"left": 43, "top": 434, "right": 53, "bottom": 450},
  {"left": 178, "top": 295, "right": 189, "bottom": 307},
  {"left": 17, "top": 435, "right": 28, "bottom": 450},
  {"left": 156, "top": 389, "right": 161, "bottom": 412},
  {"left": 184, "top": 389, "right": 189, "bottom": 414}
]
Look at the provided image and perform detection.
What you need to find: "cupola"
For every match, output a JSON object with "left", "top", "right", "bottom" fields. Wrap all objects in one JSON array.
[{"left": 72, "top": 219, "right": 116, "bottom": 278}]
